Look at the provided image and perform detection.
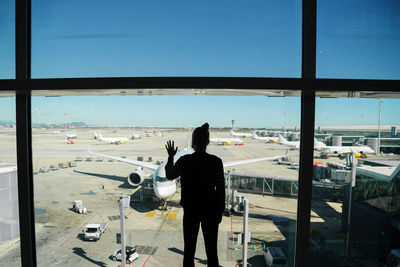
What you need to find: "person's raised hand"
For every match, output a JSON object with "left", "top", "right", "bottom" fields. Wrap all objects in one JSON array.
[{"left": 165, "top": 140, "right": 178, "bottom": 157}]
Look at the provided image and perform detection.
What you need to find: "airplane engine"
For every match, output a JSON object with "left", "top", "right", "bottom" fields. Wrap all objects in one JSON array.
[{"left": 127, "top": 168, "right": 145, "bottom": 186}]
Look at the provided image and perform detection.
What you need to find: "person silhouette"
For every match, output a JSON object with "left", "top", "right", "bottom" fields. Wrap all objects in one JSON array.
[{"left": 165, "top": 123, "right": 225, "bottom": 267}]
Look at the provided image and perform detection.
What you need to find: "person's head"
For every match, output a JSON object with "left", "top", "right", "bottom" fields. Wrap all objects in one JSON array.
[{"left": 192, "top": 123, "right": 210, "bottom": 152}]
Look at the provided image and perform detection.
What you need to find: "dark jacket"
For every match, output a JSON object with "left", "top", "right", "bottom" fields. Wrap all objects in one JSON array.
[{"left": 165, "top": 151, "right": 226, "bottom": 215}]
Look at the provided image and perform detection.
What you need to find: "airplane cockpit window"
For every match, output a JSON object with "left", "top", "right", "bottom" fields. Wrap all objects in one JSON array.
[{"left": 156, "top": 176, "right": 169, "bottom": 183}]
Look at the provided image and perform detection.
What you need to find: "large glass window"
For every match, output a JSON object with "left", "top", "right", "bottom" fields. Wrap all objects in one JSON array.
[
  {"left": 32, "top": 0, "right": 302, "bottom": 78},
  {"left": 308, "top": 91, "right": 400, "bottom": 266},
  {"left": 29, "top": 89, "right": 300, "bottom": 266},
  {"left": 0, "top": 92, "right": 21, "bottom": 266},
  {"left": 0, "top": 0, "right": 15, "bottom": 79},
  {"left": 317, "top": 0, "right": 400, "bottom": 79}
]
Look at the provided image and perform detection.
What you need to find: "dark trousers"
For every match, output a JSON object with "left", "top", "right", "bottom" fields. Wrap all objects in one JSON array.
[{"left": 183, "top": 208, "right": 220, "bottom": 267}]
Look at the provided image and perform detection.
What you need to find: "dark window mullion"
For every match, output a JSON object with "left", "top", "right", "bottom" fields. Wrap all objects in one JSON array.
[
  {"left": 16, "top": 0, "right": 36, "bottom": 266},
  {"left": 295, "top": 0, "right": 317, "bottom": 266}
]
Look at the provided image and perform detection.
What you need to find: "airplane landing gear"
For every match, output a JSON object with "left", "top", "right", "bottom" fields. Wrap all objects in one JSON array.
[{"left": 159, "top": 200, "right": 168, "bottom": 211}]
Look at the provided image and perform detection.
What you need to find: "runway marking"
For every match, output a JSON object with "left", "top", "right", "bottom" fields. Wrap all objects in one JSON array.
[
  {"left": 152, "top": 255, "right": 169, "bottom": 266},
  {"left": 99, "top": 148, "right": 115, "bottom": 152},
  {"left": 167, "top": 212, "right": 177, "bottom": 219},
  {"left": 164, "top": 255, "right": 182, "bottom": 267},
  {"left": 143, "top": 255, "right": 152, "bottom": 266},
  {"left": 58, "top": 210, "right": 99, "bottom": 248},
  {"left": 145, "top": 211, "right": 155, "bottom": 217},
  {"left": 108, "top": 215, "right": 128, "bottom": 221}
]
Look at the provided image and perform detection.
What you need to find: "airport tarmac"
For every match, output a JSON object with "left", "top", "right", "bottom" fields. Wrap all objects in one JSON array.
[{"left": 0, "top": 127, "right": 390, "bottom": 266}]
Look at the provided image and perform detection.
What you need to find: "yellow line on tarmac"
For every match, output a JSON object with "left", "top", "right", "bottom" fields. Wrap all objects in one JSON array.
[{"left": 145, "top": 211, "right": 155, "bottom": 217}]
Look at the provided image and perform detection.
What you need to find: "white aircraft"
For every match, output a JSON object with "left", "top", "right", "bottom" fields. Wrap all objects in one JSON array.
[
  {"left": 314, "top": 142, "right": 375, "bottom": 156},
  {"left": 251, "top": 132, "right": 278, "bottom": 143},
  {"left": 209, "top": 137, "right": 244, "bottom": 145},
  {"left": 131, "top": 133, "right": 142, "bottom": 140},
  {"left": 278, "top": 134, "right": 326, "bottom": 150},
  {"left": 230, "top": 130, "right": 251, "bottom": 138},
  {"left": 88, "top": 146, "right": 288, "bottom": 208},
  {"left": 65, "top": 132, "right": 77, "bottom": 139},
  {"left": 94, "top": 131, "right": 128, "bottom": 144}
]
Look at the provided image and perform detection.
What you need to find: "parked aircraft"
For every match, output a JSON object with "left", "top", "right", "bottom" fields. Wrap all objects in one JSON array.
[
  {"left": 65, "top": 133, "right": 77, "bottom": 139},
  {"left": 230, "top": 130, "right": 251, "bottom": 138},
  {"left": 209, "top": 137, "right": 244, "bottom": 145},
  {"left": 88, "top": 146, "right": 288, "bottom": 209},
  {"left": 278, "top": 134, "right": 326, "bottom": 150},
  {"left": 94, "top": 131, "right": 128, "bottom": 144},
  {"left": 314, "top": 142, "right": 375, "bottom": 156},
  {"left": 252, "top": 132, "right": 278, "bottom": 143}
]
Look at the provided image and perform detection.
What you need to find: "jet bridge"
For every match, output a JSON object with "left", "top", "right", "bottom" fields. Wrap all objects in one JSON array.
[{"left": 226, "top": 172, "right": 345, "bottom": 201}]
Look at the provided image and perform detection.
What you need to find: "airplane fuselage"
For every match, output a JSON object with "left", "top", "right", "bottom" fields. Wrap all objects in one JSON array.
[{"left": 153, "top": 148, "right": 192, "bottom": 199}]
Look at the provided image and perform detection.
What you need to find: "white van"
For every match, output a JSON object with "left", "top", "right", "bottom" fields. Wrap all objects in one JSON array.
[{"left": 264, "top": 247, "right": 287, "bottom": 267}]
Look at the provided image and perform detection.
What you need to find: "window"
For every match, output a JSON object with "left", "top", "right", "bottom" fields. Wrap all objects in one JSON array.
[
  {"left": 0, "top": 0, "right": 15, "bottom": 79},
  {"left": 31, "top": 0, "right": 302, "bottom": 78},
  {"left": 2, "top": 0, "right": 400, "bottom": 266},
  {"left": 30, "top": 89, "right": 300, "bottom": 266},
  {"left": 308, "top": 91, "right": 400, "bottom": 266},
  {"left": 0, "top": 92, "right": 21, "bottom": 266},
  {"left": 317, "top": 0, "right": 400, "bottom": 79}
]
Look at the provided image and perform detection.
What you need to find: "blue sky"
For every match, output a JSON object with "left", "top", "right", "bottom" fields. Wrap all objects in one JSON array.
[
  {"left": 0, "top": 95, "right": 399, "bottom": 127},
  {"left": 1, "top": 0, "right": 399, "bottom": 79}
]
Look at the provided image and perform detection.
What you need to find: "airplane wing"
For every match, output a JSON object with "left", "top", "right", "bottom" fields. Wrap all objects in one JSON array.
[
  {"left": 223, "top": 150, "right": 288, "bottom": 167},
  {"left": 88, "top": 148, "right": 159, "bottom": 171}
]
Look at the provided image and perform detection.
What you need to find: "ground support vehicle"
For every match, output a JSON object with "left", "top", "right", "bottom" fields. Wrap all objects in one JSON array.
[
  {"left": 111, "top": 246, "right": 139, "bottom": 264},
  {"left": 82, "top": 222, "right": 108, "bottom": 241}
]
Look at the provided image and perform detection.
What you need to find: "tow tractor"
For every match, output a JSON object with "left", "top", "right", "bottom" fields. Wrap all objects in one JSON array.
[{"left": 72, "top": 200, "right": 87, "bottom": 214}]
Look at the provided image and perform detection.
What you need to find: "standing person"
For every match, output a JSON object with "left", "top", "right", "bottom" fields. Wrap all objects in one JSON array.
[{"left": 165, "top": 123, "right": 225, "bottom": 267}]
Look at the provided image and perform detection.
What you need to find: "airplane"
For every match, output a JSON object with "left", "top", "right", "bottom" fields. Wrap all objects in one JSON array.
[
  {"left": 131, "top": 133, "right": 142, "bottom": 139},
  {"left": 230, "top": 130, "right": 251, "bottom": 138},
  {"left": 314, "top": 141, "right": 375, "bottom": 157},
  {"left": 94, "top": 131, "right": 129, "bottom": 144},
  {"left": 88, "top": 145, "right": 288, "bottom": 209},
  {"left": 209, "top": 137, "right": 244, "bottom": 145},
  {"left": 278, "top": 134, "right": 326, "bottom": 150},
  {"left": 278, "top": 134, "right": 301, "bottom": 149},
  {"left": 65, "top": 132, "right": 77, "bottom": 139},
  {"left": 251, "top": 132, "right": 278, "bottom": 143}
]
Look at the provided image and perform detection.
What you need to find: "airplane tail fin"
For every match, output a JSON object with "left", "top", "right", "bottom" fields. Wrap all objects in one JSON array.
[
  {"left": 314, "top": 138, "right": 321, "bottom": 150},
  {"left": 278, "top": 134, "right": 286, "bottom": 143},
  {"left": 283, "top": 149, "right": 289, "bottom": 157}
]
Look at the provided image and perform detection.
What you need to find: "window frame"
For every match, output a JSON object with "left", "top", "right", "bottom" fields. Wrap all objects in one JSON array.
[{"left": 0, "top": 0, "right": 398, "bottom": 266}]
